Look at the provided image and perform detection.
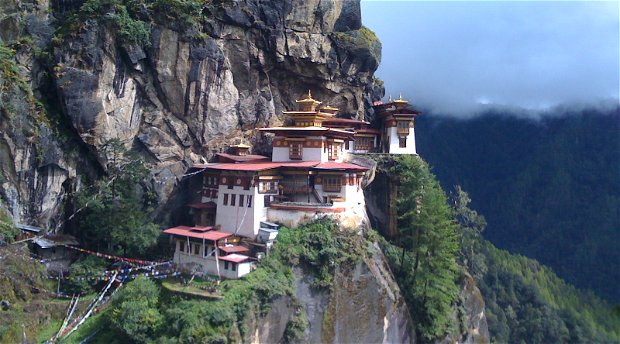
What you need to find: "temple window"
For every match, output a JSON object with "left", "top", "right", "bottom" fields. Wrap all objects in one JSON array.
[
  {"left": 356, "top": 137, "right": 372, "bottom": 151},
  {"left": 223, "top": 193, "right": 229, "bottom": 205},
  {"left": 179, "top": 241, "right": 185, "bottom": 252},
  {"left": 194, "top": 243, "right": 200, "bottom": 255},
  {"left": 247, "top": 195, "right": 253, "bottom": 207},
  {"left": 239, "top": 195, "right": 245, "bottom": 207},
  {"left": 328, "top": 143, "right": 340, "bottom": 160},
  {"left": 259, "top": 181, "right": 277, "bottom": 193},
  {"left": 289, "top": 142, "right": 303, "bottom": 160},
  {"left": 323, "top": 176, "right": 342, "bottom": 192},
  {"left": 399, "top": 137, "right": 407, "bottom": 148},
  {"left": 231, "top": 194, "right": 236, "bottom": 206}
]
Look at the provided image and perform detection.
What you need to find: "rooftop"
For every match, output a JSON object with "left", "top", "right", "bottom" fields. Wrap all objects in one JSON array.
[
  {"left": 216, "top": 153, "right": 269, "bottom": 163},
  {"left": 192, "top": 161, "right": 368, "bottom": 172},
  {"left": 220, "top": 245, "right": 250, "bottom": 254},
  {"left": 218, "top": 253, "right": 253, "bottom": 263},
  {"left": 163, "top": 226, "right": 233, "bottom": 241}
]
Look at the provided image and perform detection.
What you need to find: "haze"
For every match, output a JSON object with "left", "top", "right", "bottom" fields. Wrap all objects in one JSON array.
[{"left": 361, "top": 1, "right": 620, "bottom": 116}]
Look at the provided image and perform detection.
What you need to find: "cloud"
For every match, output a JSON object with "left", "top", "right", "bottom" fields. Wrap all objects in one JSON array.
[{"left": 361, "top": 1, "right": 620, "bottom": 117}]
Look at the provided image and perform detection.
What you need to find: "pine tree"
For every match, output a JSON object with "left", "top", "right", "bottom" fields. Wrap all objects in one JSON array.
[
  {"left": 392, "top": 155, "right": 461, "bottom": 341},
  {"left": 75, "top": 139, "right": 160, "bottom": 257}
]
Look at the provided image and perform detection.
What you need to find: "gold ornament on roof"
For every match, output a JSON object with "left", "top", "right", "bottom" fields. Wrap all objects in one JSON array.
[
  {"left": 394, "top": 92, "right": 409, "bottom": 104},
  {"left": 295, "top": 90, "right": 322, "bottom": 111}
]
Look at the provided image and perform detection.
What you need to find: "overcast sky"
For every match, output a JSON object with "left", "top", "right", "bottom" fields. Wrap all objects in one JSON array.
[{"left": 361, "top": 1, "right": 620, "bottom": 116}]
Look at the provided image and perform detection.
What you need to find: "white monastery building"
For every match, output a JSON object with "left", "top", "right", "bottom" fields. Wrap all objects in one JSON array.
[{"left": 164, "top": 92, "right": 419, "bottom": 278}]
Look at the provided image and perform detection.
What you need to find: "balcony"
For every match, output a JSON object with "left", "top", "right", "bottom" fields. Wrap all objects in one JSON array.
[
  {"left": 396, "top": 128, "right": 410, "bottom": 135},
  {"left": 269, "top": 202, "right": 346, "bottom": 213},
  {"left": 280, "top": 184, "right": 310, "bottom": 194}
]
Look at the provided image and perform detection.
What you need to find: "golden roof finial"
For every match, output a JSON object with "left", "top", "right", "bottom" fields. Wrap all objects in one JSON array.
[
  {"left": 388, "top": 94, "right": 393, "bottom": 102},
  {"left": 394, "top": 92, "right": 409, "bottom": 105},
  {"left": 308, "top": 89, "right": 312, "bottom": 99}
]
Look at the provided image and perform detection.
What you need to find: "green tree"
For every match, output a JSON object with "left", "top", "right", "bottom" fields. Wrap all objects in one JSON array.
[
  {"left": 75, "top": 139, "right": 159, "bottom": 257},
  {"left": 109, "top": 277, "right": 163, "bottom": 343},
  {"left": 450, "top": 185, "right": 488, "bottom": 280},
  {"left": 391, "top": 155, "right": 461, "bottom": 341}
]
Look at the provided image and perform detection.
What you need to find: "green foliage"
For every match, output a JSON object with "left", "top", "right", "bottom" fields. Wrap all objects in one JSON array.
[
  {"left": 75, "top": 139, "right": 160, "bottom": 258},
  {"left": 72, "top": 0, "right": 151, "bottom": 47},
  {"left": 276, "top": 218, "right": 367, "bottom": 288},
  {"left": 450, "top": 186, "right": 488, "bottom": 280},
  {"left": 383, "top": 155, "right": 461, "bottom": 341},
  {"left": 0, "top": 44, "right": 29, "bottom": 94},
  {"left": 0, "top": 207, "right": 19, "bottom": 243},
  {"left": 331, "top": 26, "right": 382, "bottom": 64},
  {"left": 149, "top": 0, "right": 203, "bottom": 30},
  {"left": 282, "top": 304, "right": 308, "bottom": 344},
  {"left": 63, "top": 256, "right": 108, "bottom": 295},
  {"left": 479, "top": 241, "right": 620, "bottom": 343},
  {"left": 109, "top": 277, "right": 163, "bottom": 342},
  {"left": 417, "top": 109, "right": 620, "bottom": 303}
]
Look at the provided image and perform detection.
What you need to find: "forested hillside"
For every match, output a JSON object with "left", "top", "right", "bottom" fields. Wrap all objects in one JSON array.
[{"left": 416, "top": 106, "right": 620, "bottom": 303}]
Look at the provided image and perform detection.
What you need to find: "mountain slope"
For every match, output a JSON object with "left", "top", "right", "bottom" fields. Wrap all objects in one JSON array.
[{"left": 416, "top": 106, "right": 620, "bottom": 303}]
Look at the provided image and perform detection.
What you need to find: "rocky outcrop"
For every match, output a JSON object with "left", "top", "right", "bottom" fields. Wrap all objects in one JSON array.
[
  {"left": 0, "top": 0, "right": 84, "bottom": 229},
  {"left": 438, "top": 273, "right": 489, "bottom": 344},
  {"left": 46, "top": 0, "right": 383, "bottom": 218},
  {"left": 1, "top": 0, "right": 383, "bottom": 226},
  {"left": 249, "top": 242, "right": 415, "bottom": 344}
]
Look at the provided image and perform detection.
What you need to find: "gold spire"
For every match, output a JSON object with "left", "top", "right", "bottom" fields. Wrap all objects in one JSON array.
[
  {"left": 388, "top": 95, "right": 393, "bottom": 102},
  {"left": 295, "top": 90, "right": 322, "bottom": 111},
  {"left": 394, "top": 92, "right": 409, "bottom": 105}
]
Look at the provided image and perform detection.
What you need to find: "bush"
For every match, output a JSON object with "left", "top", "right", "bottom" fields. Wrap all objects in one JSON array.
[
  {"left": 0, "top": 207, "right": 19, "bottom": 243},
  {"left": 109, "top": 277, "right": 163, "bottom": 342}
]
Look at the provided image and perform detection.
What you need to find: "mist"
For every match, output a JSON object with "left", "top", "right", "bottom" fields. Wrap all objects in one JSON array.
[{"left": 361, "top": 1, "right": 620, "bottom": 117}]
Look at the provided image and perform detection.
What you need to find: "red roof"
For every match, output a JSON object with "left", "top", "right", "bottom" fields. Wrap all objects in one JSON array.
[
  {"left": 187, "top": 202, "right": 216, "bottom": 209},
  {"left": 163, "top": 226, "right": 233, "bottom": 241},
  {"left": 218, "top": 253, "right": 253, "bottom": 263},
  {"left": 323, "top": 118, "right": 370, "bottom": 125},
  {"left": 192, "top": 161, "right": 321, "bottom": 172},
  {"left": 313, "top": 162, "right": 369, "bottom": 171},
  {"left": 216, "top": 153, "right": 269, "bottom": 163},
  {"left": 220, "top": 245, "right": 250, "bottom": 254},
  {"left": 355, "top": 128, "right": 380, "bottom": 134}
]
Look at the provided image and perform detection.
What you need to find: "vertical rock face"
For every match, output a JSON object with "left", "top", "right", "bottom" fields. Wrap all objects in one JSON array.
[
  {"left": 1, "top": 0, "right": 382, "bottom": 225},
  {"left": 0, "top": 0, "right": 82, "bottom": 229},
  {"left": 250, "top": 243, "right": 416, "bottom": 344}
]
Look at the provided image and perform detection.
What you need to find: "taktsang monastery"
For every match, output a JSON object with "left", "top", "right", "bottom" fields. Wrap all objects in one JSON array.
[{"left": 164, "top": 92, "right": 419, "bottom": 278}]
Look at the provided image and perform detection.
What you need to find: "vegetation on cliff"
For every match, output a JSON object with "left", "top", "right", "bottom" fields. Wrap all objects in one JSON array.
[
  {"left": 73, "top": 139, "right": 160, "bottom": 258},
  {"left": 63, "top": 219, "right": 368, "bottom": 343},
  {"left": 378, "top": 155, "right": 461, "bottom": 341},
  {"left": 417, "top": 108, "right": 620, "bottom": 303},
  {"left": 0, "top": 207, "right": 19, "bottom": 243},
  {"left": 449, "top": 185, "right": 620, "bottom": 343}
]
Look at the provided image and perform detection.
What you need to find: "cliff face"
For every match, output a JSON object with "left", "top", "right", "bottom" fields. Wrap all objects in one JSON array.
[
  {"left": 1, "top": 0, "right": 382, "bottom": 226},
  {"left": 1, "top": 1, "right": 489, "bottom": 342},
  {"left": 249, "top": 243, "right": 415, "bottom": 344}
]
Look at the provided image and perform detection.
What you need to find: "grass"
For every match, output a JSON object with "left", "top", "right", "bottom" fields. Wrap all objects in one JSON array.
[
  {"left": 161, "top": 278, "right": 223, "bottom": 300},
  {"left": 62, "top": 308, "right": 116, "bottom": 344}
]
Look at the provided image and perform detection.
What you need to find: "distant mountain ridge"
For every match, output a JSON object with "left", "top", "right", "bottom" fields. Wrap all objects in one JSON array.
[{"left": 415, "top": 106, "right": 620, "bottom": 303}]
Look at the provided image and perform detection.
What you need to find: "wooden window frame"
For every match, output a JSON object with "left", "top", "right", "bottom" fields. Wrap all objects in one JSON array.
[
  {"left": 328, "top": 144, "right": 340, "bottom": 161},
  {"left": 239, "top": 195, "right": 245, "bottom": 208},
  {"left": 223, "top": 193, "right": 229, "bottom": 205},
  {"left": 323, "top": 176, "right": 342, "bottom": 192},
  {"left": 289, "top": 142, "right": 303, "bottom": 160},
  {"left": 399, "top": 137, "right": 407, "bottom": 148},
  {"left": 231, "top": 194, "right": 236, "bottom": 206}
]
